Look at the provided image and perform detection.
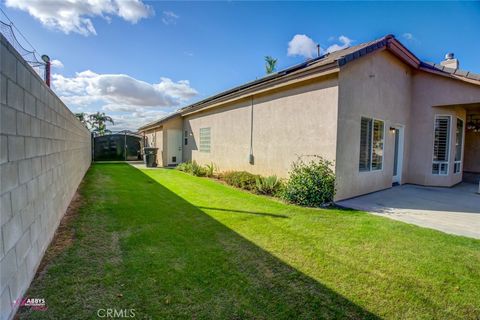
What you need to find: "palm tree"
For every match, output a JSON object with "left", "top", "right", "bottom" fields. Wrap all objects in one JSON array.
[
  {"left": 265, "top": 56, "right": 277, "bottom": 74},
  {"left": 89, "top": 112, "right": 114, "bottom": 136},
  {"left": 75, "top": 112, "right": 90, "bottom": 128}
]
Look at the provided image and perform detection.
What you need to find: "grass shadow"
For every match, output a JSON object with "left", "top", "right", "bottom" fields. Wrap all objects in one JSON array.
[
  {"left": 18, "top": 164, "right": 380, "bottom": 319},
  {"left": 106, "top": 164, "right": 380, "bottom": 319},
  {"left": 197, "top": 206, "right": 289, "bottom": 218}
]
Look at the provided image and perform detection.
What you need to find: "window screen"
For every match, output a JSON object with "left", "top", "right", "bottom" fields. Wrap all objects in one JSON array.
[
  {"left": 359, "top": 117, "right": 383, "bottom": 172},
  {"left": 359, "top": 117, "right": 372, "bottom": 172},
  {"left": 199, "top": 127, "right": 211, "bottom": 153},
  {"left": 432, "top": 115, "right": 450, "bottom": 175}
]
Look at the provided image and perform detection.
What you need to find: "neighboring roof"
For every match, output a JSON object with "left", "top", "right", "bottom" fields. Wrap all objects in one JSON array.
[
  {"left": 138, "top": 111, "right": 181, "bottom": 131},
  {"left": 138, "top": 34, "right": 480, "bottom": 131}
]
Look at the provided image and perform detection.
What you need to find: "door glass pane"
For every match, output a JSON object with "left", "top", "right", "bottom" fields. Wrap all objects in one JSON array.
[
  {"left": 455, "top": 118, "right": 463, "bottom": 162},
  {"left": 393, "top": 129, "right": 399, "bottom": 176},
  {"left": 454, "top": 118, "right": 464, "bottom": 174},
  {"left": 372, "top": 120, "right": 384, "bottom": 170}
]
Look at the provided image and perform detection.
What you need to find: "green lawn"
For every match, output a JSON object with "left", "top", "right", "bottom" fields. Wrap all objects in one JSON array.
[{"left": 18, "top": 164, "right": 480, "bottom": 319}]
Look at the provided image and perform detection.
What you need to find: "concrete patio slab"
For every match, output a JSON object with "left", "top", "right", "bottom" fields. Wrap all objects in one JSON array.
[{"left": 337, "top": 183, "right": 480, "bottom": 239}]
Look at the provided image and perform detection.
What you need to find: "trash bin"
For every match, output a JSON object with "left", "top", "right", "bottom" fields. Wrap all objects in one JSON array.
[{"left": 143, "top": 147, "right": 158, "bottom": 167}]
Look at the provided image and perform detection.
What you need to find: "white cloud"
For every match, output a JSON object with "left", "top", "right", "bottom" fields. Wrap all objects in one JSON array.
[
  {"left": 325, "top": 35, "right": 353, "bottom": 53},
  {"left": 287, "top": 34, "right": 354, "bottom": 59},
  {"left": 50, "top": 59, "right": 64, "bottom": 69},
  {"left": 110, "top": 110, "right": 170, "bottom": 131},
  {"left": 162, "top": 11, "right": 179, "bottom": 25},
  {"left": 52, "top": 70, "right": 197, "bottom": 130},
  {"left": 52, "top": 71, "right": 197, "bottom": 107},
  {"left": 5, "top": 0, "right": 153, "bottom": 36},
  {"left": 287, "top": 34, "right": 318, "bottom": 59},
  {"left": 102, "top": 104, "right": 141, "bottom": 113},
  {"left": 402, "top": 32, "right": 419, "bottom": 43}
]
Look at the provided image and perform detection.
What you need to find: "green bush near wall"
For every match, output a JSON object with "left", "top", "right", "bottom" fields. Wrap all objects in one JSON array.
[
  {"left": 255, "top": 175, "right": 283, "bottom": 196},
  {"left": 176, "top": 161, "right": 207, "bottom": 177},
  {"left": 177, "top": 156, "right": 335, "bottom": 207},
  {"left": 281, "top": 156, "right": 335, "bottom": 207},
  {"left": 221, "top": 171, "right": 260, "bottom": 191}
]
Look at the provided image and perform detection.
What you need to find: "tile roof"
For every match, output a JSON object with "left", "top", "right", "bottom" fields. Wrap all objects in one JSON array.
[{"left": 420, "top": 61, "right": 480, "bottom": 81}]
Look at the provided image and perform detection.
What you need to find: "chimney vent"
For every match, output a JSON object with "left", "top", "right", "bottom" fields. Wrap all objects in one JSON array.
[{"left": 440, "top": 52, "right": 459, "bottom": 70}]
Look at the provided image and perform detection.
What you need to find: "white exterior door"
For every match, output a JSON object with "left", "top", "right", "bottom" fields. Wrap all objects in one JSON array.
[
  {"left": 167, "top": 129, "right": 183, "bottom": 165},
  {"left": 392, "top": 126, "right": 404, "bottom": 184}
]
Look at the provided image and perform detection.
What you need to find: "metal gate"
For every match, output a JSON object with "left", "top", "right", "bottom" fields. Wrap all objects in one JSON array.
[{"left": 92, "top": 133, "right": 143, "bottom": 161}]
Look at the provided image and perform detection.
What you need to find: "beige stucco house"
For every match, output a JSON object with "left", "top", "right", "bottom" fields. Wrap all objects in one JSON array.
[{"left": 138, "top": 34, "right": 480, "bottom": 201}]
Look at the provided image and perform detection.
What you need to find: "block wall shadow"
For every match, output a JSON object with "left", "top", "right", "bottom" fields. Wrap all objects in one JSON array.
[{"left": 117, "top": 164, "right": 379, "bottom": 319}]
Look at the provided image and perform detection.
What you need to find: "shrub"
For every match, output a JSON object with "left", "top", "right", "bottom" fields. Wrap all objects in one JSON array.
[
  {"left": 190, "top": 161, "right": 207, "bottom": 177},
  {"left": 282, "top": 156, "right": 335, "bottom": 207},
  {"left": 255, "top": 175, "right": 281, "bottom": 196},
  {"left": 204, "top": 162, "right": 217, "bottom": 177},
  {"left": 221, "top": 171, "right": 259, "bottom": 191},
  {"left": 176, "top": 161, "right": 207, "bottom": 177},
  {"left": 176, "top": 161, "right": 192, "bottom": 173}
]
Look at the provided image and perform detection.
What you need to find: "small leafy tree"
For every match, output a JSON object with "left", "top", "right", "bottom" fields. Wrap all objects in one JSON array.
[
  {"left": 89, "top": 112, "right": 114, "bottom": 135},
  {"left": 265, "top": 56, "right": 277, "bottom": 74},
  {"left": 282, "top": 156, "right": 335, "bottom": 207}
]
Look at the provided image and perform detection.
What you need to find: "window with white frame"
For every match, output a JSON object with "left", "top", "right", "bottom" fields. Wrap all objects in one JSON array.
[
  {"left": 454, "top": 118, "right": 464, "bottom": 174},
  {"left": 432, "top": 115, "right": 450, "bottom": 175},
  {"left": 199, "top": 127, "right": 211, "bottom": 153},
  {"left": 359, "top": 117, "right": 384, "bottom": 172}
]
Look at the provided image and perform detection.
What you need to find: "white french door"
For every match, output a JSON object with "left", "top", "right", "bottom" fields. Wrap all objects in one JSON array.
[{"left": 392, "top": 126, "right": 404, "bottom": 184}]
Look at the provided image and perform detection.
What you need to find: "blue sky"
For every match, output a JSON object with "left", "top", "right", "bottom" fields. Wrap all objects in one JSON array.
[{"left": 1, "top": 1, "right": 479, "bottom": 130}]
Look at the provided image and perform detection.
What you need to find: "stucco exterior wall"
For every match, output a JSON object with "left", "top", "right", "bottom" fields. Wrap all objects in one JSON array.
[
  {"left": 408, "top": 73, "right": 480, "bottom": 186},
  {"left": 143, "top": 127, "right": 163, "bottom": 166},
  {"left": 142, "top": 116, "right": 183, "bottom": 166},
  {"left": 162, "top": 116, "right": 183, "bottom": 166},
  {"left": 335, "top": 50, "right": 413, "bottom": 201},
  {"left": 1, "top": 35, "right": 91, "bottom": 320},
  {"left": 183, "top": 76, "right": 339, "bottom": 177}
]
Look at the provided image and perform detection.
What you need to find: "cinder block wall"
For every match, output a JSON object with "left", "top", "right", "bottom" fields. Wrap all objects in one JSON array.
[{"left": 0, "top": 34, "right": 91, "bottom": 320}]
